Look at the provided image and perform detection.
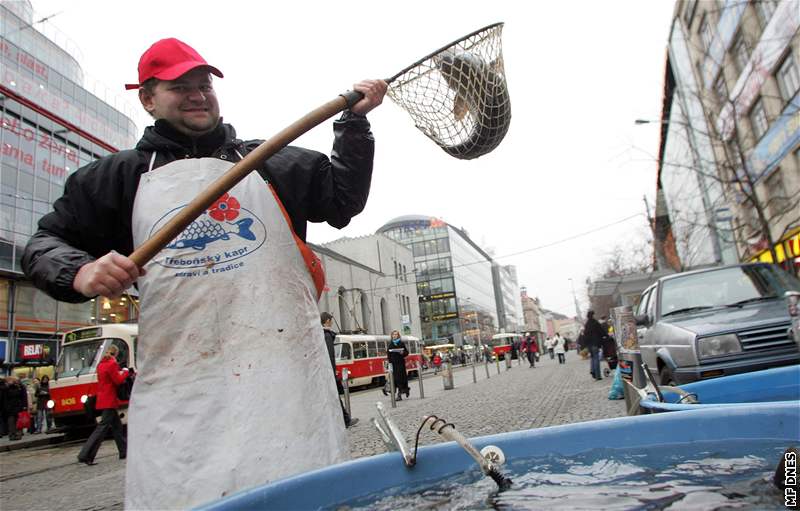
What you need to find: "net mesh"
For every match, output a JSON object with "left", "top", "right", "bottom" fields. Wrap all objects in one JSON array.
[{"left": 387, "top": 23, "right": 510, "bottom": 160}]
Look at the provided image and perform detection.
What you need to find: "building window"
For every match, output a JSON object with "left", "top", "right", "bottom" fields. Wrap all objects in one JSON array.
[
  {"left": 776, "top": 52, "right": 800, "bottom": 102},
  {"left": 755, "top": 0, "right": 778, "bottom": 29},
  {"left": 749, "top": 98, "right": 769, "bottom": 140},
  {"left": 699, "top": 14, "right": 713, "bottom": 51},
  {"left": 732, "top": 33, "right": 750, "bottom": 73},
  {"left": 765, "top": 169, "right": 788, "bottom": 216}
]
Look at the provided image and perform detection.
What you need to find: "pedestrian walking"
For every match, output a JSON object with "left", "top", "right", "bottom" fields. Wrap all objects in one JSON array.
[
  {"left": 387, "top": 331, "right": 410, "bottom": 401},
  {"left": 22, "top": 37, "right": 386, "bottom": 509},
  {"left": 553, "top": 333, "right": 566, "bottom": 364},
  {"left": 321, "top": 312, "right": 358, "bottom": 428},
  {"left": 524, "top": 333, "right": 537, "bottom": 367},
  {"left": 546, "top": 337, "right": 555, "bottom": 360},
  {"left": 77, "top": 345, "right": 129, "bottom": 465},
  {"left": 3, "top": 376, "right": 28, "bottom": 441},
  {"left": 584, "top": 310, "right": 607, "bottom": 380},
  {"left": 24, "top": 377, "right": 39, "bottom": 434},
  {"left": 36, "top": 375, "right": 52, "bottom": 433}
]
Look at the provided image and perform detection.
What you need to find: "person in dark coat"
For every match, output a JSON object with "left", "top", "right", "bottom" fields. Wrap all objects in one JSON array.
[
  {"left": 3, "top": 376, "right": 28, "bottom": 441},
  {"left": 524, "top": 334, "right": 537, "bottom": 367},
  {"left": 387, "top": 330, "right": 409, "bottom": 400},
  {"left": 321, "top": 312, "right": 357, "bottom": 428},
  {"left": 36, "top": 375, "right": 52, "bottom": 433},
  {"left": 584, "top": 310, "right": 607, "bottom": 380},
  {"left": 77, "top": 345, "right": 129, "bottom": 465}
]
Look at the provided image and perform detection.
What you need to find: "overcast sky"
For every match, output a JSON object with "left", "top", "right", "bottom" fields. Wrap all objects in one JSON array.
[{"left": 30, "top": 0, "right": 676, "bottom": 317}]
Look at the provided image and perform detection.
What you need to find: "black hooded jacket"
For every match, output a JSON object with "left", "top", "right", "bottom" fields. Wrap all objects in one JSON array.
[{"left": 22, "top": 113, "right": 375, "bottom": 303}]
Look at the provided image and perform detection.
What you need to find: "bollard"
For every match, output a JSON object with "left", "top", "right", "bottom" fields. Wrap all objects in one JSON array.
[
  {"left": 504, "top": 352, "right": 512, "bottom": 370},
  {"left": 417, "top": 359, "right": 425, "bottom": 399},
  {"left": 495, "top": 354, "right": 501, "bottom": 374},
  {"left": 387, "top": 362, "right": 396, "bottom": 408},
  {"left": 471, "top": 352, "right": 477, "bottom": 383},
  {"left": 342, "top": 368, "right": 352, "bottom": 419},
  {"left": 442, "top": 360, "right": 455, "bottom": 390},
  {"left": 484, "top": 358, "right": 491, "bottom": 379}
]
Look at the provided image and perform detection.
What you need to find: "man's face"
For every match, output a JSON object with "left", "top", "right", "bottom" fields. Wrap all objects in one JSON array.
[{"left": 140, "top": 68, "right": 220, "bottom": 137}]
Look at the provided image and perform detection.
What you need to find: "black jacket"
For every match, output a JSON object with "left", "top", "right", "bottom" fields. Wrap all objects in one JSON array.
[
  {"left": 583, "top": 318, "right": 607, "bottom": 348},
  {"left": 22, "top": 113, "right": 375, "bottom": 303},
  {"left": 323, "top": 327, "right": 337, "bottom": 373}
]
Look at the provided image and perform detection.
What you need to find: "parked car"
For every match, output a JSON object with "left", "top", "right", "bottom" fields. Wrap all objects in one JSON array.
[{"left": 634, "top": 263, "right": 800, "bottom": 385}]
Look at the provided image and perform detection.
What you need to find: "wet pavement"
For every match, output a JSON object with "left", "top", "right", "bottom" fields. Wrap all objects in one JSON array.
[{"left": 0, "top": 352, "right": 624, "bottom": 510}]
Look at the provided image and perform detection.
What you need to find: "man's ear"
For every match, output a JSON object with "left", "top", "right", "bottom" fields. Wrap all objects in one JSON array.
[{"left": 139, "top": 88, "right": 155, "bottom": 115}]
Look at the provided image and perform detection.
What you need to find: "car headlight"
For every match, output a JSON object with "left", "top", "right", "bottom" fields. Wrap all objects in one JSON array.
[
  {"left": 80, "top": 394, "right": 88, "bottom": 404},
  {"left": 47, "top": 399, "right": 55, "bottom": 409},
  {"left": 698, "top": 334, "right": 741, "bottom": 358}
]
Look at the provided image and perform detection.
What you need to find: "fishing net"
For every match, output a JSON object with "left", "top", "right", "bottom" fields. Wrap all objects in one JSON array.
[{"left": 386, "top": 22, "right": 511, "bottom": 160}]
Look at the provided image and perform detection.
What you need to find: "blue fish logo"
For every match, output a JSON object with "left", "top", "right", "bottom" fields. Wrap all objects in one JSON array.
[{"left": 167, "top": 217, "right": 256, "bottom": 251}]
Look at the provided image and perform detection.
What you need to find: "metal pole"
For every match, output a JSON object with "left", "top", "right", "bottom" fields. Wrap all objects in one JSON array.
[
  {"left": 495, "top": 354, "right": 501, "bottom": 374},
  {"left": 417, "top": 359, "right": 425, "bottom": 399},
  {"left": 484, "top": 358, "right": 491, "bottom": 379},
  {"left": 388, "top": 362, "right": 396, "bottom": 408},
  {"left": 471, "top": 350, "right": 477, "bottom": 383},
  {"left": 342, "top": 368, "right": 351, "bottom": 419}
]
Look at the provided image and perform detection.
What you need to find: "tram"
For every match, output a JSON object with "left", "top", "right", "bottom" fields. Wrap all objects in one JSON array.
[
  {"left": 489, "top": 333, "right": 522, "bottom": 360},
  {"left": 47, "top": 323, "right": 138, "bottom": 430},
  {"left": 334, "top": 334, "right": 422, "bottom": 388}
]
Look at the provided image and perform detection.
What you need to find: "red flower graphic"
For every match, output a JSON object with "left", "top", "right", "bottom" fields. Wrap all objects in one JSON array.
[{"left": 208, "top": 193, "right": 240, "bottom": 221}]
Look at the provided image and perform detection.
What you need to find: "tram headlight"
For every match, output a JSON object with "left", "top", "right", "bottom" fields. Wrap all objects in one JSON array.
[
  {"left": 47, "top": 399, "right": 55, "bottom": 409},
  {"left": 80, "top": 394, "right": 88, "bottom": 404}
]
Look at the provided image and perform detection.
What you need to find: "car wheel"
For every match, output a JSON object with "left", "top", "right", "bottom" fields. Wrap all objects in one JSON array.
[{"left": 659, "top": 365, "right": 676, "bottom": 386}]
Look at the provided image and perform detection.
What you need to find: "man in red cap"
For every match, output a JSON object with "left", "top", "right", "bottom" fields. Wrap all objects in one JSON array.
[{"left": 23, "top": 37, "right": 386, "bottom": 509}]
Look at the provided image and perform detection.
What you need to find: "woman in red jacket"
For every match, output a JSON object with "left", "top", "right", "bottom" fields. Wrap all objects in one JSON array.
[{"left": 77, "top": 345, "right": 129, "bottom": 465}]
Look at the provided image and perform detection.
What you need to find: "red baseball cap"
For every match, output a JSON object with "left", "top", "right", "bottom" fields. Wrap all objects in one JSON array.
[{"left": 125, "top": 38, "right": 223, "bottom": 90}]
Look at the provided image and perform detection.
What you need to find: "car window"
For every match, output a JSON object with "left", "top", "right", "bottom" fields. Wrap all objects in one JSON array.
[
  {"left": 660, "top": 265, "right": 793, "bottom": 316},
  {"left": 646, "top": 286, "right": 658, "bottom": 321},
  {"left": 636, "top": 288, "right": 651, "bottom": 316}
]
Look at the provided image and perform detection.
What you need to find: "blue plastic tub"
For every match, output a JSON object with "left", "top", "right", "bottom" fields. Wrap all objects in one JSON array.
[
  {"left": 197, "top": 401, "right": 800, "bottom": 510},
  {"left": 640, "top": 364, "right": 800, "bottom": 412}
]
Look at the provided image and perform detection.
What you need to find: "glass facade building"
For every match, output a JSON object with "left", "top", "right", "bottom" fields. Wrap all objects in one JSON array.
[
  {"left": 378, "top": 215, "right": 497, "bottom": 344},
  {"left": 1, "top": 1, "right": 139, "bottom": 367}
]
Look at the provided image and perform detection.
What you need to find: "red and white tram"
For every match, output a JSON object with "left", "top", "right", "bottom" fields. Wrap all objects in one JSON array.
[
  {"left": 334, "top": 334, "right": 422, "bottom": 387},
  {"left": 47, "top": 323, "right": 138, "bottom": 430},
  {"left": 489, "top": 333, "right": 522, "bottom": 360}
]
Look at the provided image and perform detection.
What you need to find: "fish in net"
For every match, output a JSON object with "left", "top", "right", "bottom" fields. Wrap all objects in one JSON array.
[{"left": 386, "top": 22, "right": 511, "bottom": 160}]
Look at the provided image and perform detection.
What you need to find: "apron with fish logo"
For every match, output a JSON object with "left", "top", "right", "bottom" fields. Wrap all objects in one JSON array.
[{"left": 125, "top": 156, "right": 347, "bottom": 510}]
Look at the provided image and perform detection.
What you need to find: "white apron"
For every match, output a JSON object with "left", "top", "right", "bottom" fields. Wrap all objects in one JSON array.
[{"left": 125, "top": 156, "right": 347, "bottom": 510}]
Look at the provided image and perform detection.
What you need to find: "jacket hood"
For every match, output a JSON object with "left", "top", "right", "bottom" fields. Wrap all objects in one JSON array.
[
  {"left": 664, "top": 299, "right": 789, "bottom": 337},
  {"left": 135, "top": 119, "right": 241, "bottom": 157}
]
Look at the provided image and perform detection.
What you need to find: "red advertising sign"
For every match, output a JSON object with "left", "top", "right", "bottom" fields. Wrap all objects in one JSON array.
[{"left": 18, "top": 342, "right": 51, "bottom": 360}]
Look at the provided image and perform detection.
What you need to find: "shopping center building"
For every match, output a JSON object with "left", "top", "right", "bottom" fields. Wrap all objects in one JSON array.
[
  {"left": 1, "top": 1, "right": 139, "bottom": 367},
  {"left": 377, "top": 215, "right": 501, "bottom": 344}
]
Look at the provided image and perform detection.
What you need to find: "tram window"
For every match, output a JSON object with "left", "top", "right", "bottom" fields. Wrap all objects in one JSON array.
[
  {"left": 111, "top": 339, "right": 130, "bottom": 368},
  {"left": 334, "top": 343, "right": 352, "bottom": 361},
  {"left": 377, "top": 341, "right": 387, "bottom": 356},
  {"left": 353, "top": 342, "right": 367, "bottom": 359},
  {"left": 367, "top": 341, "right": 377, "bottom": 357}
]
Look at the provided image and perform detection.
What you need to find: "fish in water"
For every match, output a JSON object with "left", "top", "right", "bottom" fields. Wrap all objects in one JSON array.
[
  {"left": 167, "top": 217, "right": 256, "bottom": 251},
  {"left": 435, "top": 51, "right": 511, "bottom": 160}
]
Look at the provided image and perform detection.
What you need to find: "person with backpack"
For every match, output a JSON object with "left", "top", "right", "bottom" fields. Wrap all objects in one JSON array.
[{"left": 77, "top": 345, "right": 129, "bottom": 465}]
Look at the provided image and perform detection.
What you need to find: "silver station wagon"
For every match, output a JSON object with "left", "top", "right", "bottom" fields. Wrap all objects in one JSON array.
[{"left": 635, "top": 263, "right": 800, "bottom": 385}]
